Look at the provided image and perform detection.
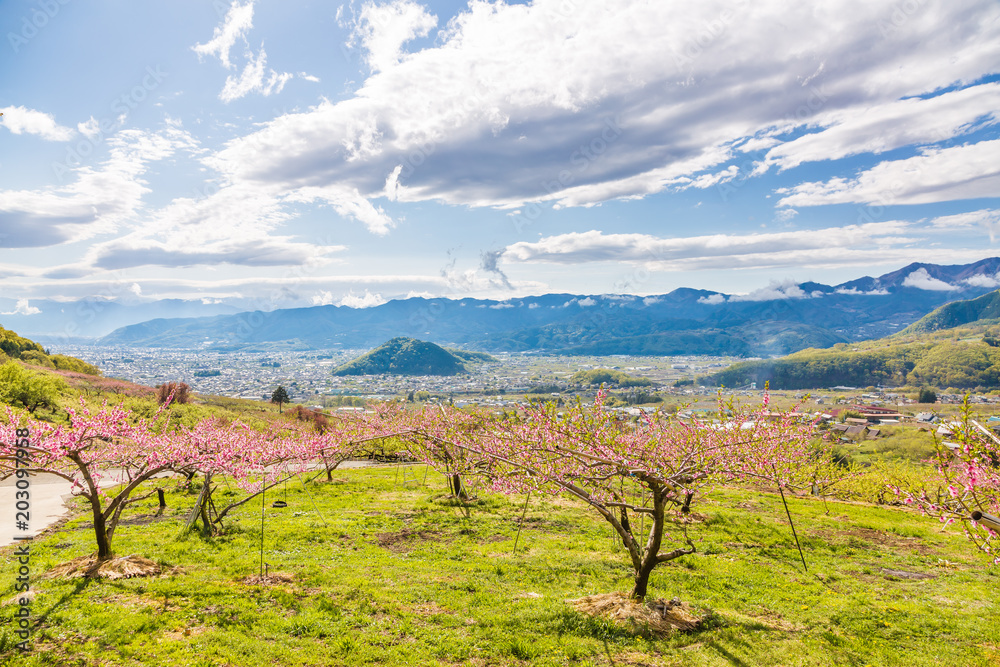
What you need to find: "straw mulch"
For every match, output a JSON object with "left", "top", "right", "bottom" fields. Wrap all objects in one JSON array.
[
  {"left": 44, "top": 554, "right": 169, "bottom": 580},
  {"left": 570, "top": 592, "right": 706, "bottom": 636}
]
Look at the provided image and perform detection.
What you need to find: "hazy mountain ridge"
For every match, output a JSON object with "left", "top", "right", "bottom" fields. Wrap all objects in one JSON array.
[{"left": 91, "top": 259, "right": 1000, "bottom": 356}]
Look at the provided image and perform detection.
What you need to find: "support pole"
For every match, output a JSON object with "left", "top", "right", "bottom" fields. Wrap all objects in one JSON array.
[{"left": 512, "top": 492, "right": 531, "bottom": 555}]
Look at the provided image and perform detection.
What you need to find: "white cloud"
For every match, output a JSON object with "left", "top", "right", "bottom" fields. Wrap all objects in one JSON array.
[
  {"left": 902, "top": 268, "right": 957, "bottom": 291},
  {"left": 193, "top": 1, "right": 255, "bottom": 69},
  {"left": 1, "top": 299, "right": 40, "bottom": 316},
  {"left": 777, "top": 139, "right": 1000, "bottom": 207},
  {"left": 729, "top": 280, "right": 813, "bottom": 302},
  {"left": 346, "top": 0, "right": 438, "bottom": 73},
  {"left": 0, "top": 106, "right": 74, "bottom": 141},
  {"left": 0, "top": 127, "right": 199, "bottom": 249},
  {"left": 963, "top": 273, "right": 1000, "bottom": 288},
  {"left": 203, "top": 0, "right": 1000, "bottom": 218},
  {"left": 642, "top": 296, "right": 662, "bottom": 306},
  {"left": 502, "top": 223, "right": 916, "bottom": 268},
  {"left": 761, "top": 82, "right": 1000, "bottom": 172},
  {"left": 489, "top": 302, "right": 514, "bottom": 309},
  {"left": 77, "top": 117, "right": 100, "bottom": 139},
  {"left": 835, "top": 287, "right": 889, "bottom": 295},
  {"left": 339, "top": 290, "right": 387, "bottom": 308},
  {"left": 528, "top": 302, "right": 540, "bottom": 309},
  {"left": 698, "top": 293, "right": 726, "bottom": 305},
  {"left": 129, "top": 283, "right": 142, "bottom": 296},
  {"left": 928, "top": 209, "right": 1000, "bottom": 242},
  {"left": 86, "top": 182, "right": 342, "bottom": 270},
  {"left": 577, "top": 297, "right": 596, "bottom": 307},
  {"left": 219, "top": 48, "right": 293, "bottom": 103}
]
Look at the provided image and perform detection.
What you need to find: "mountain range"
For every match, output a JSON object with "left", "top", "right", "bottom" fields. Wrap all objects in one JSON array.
[{"left": 31, "top": 258, "right": 1000, "bottom": 357}]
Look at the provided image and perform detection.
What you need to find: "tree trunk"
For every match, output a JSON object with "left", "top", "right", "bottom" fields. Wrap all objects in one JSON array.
[
  {"left": 91, "top": 500, "right": 113, "bottom": 561},
  {"left": 450, "top": 474, "right": 468, "bottom": 499},
  {"left": 681, "top": 491, "right": 694, "bottom": 514}
]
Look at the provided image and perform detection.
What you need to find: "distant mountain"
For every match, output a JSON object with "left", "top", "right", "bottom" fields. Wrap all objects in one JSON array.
[
  {"left": 2, "top": 298, "right": 243, "bottom": 339},
  {"left": 903, "top": 289, "right": 1000, "bottom": 334},
  {"left": 333, "top": 338, "right": 468, "bottom": 376},
  {"left": 96, "top": 258, "right": 1000, "bottom": 357}
]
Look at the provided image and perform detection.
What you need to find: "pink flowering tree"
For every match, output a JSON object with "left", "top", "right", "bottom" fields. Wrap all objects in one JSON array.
[
  {"left": 411, "top": 393, "right": 822, "bottom": 600},
  {"left": 0, "top": 401, "right": 202, "bottom": 561},
  {"left": 900, "top": 400, "right": 1000, "bottom": 562}
]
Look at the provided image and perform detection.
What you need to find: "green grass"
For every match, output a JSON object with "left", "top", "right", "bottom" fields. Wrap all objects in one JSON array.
[{"left": 1, "top": 466, "right": 998, "bottom": 666}]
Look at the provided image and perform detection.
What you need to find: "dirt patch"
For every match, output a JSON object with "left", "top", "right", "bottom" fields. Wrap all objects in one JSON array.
[
  {"left": 570, "top": 592, "right": 707, "bottom": 636},
  {"left": 880, "top": 568, "right": 937, "bottom": 581},
  {"left": 412, "top": 601, "right": 451, "bottom": 616},
  {"left": 241, "top": 571, "right": 295, "bottom": 585},
  {"left": 816, "top": 526, "right": 939, "bottom": 556},
  {"left": 44, "top": 554, "right": 174, "bottom": 580},
  {"left": 376, "top": 528, "right": 443, "bottom": 553},
  {"left": 162, "top": 625, "right": 209, "bottom": 641}
]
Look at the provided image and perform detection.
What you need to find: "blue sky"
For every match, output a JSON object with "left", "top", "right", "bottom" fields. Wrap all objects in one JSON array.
[{"left": 2, "top": 0, "right": 1000, "bottom": 316}]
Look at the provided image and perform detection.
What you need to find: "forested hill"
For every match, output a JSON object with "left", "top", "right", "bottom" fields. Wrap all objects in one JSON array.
[
  {"left": 332, "top": 338, "right": 474, "bottom": 376},
  {"left": 0, "top": 325, "right": 100, "bottom": 375},
  {"left": 703, "top": 324, "right": 1000, "bottom": 390},
  {"left": 903, "top": 289, "right": 1000, "bottom": 334}
]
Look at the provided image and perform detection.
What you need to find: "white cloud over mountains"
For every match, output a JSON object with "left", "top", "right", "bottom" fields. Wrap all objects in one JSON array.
[{"left": 901, "top": 268, "right": 957, "bottom": 291}]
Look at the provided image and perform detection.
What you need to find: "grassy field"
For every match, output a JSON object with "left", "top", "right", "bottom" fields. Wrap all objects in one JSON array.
[{"left": 1, "top": 464, "right": 998, "bottom": 667}]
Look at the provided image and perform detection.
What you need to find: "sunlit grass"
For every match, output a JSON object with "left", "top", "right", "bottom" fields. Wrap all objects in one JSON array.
[{"left": 1, "top": 465, "right": 998, "bottom": 666}]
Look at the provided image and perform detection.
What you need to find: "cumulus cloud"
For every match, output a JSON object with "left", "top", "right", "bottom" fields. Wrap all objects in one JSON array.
[
  {"left": 577, "top": 297, "right": 597, "bottom": 307},
  {"left": 192, "top": 1, "right": 255, "bottom": 69},
  {"left": 698, "top": 293, "right": 726, "bottom": 305},
  {"left": 901, "top": 268, "right": 957, "bottom": 291},
  {"left": 0, "top": 106, "right": 75, "bottom": 141},
  {"left": 729, "top": 280, "right": 814, "bottom": 302},
  {"left": 202, "top": 0, "right": 1000, "bottom": 220},
  {"left": 339, "top": 290, "right": 388, "bottom": 308},
  {"left": 962, "top": 273, "right": 1000, "bottom": 288},
  {"left": 345, "top": 0, "right": 438, "bottom": 73},
  {"left": 777, "top": 140, "right": 1000, "bottom": 208},
  {"left": 1, "top": 299, "right": 40, "bottom": 316}
]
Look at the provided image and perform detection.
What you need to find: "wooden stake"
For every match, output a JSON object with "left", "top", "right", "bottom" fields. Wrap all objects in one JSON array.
[{"left": 512, "top": 492, "right": 531, "bottom": 555}]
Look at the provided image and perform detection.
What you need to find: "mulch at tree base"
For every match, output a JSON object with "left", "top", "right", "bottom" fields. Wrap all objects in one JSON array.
[
  {"left": 44, "top": 554, "right": 174, "bottom": 579},
  {"left": 570, "top": 592, "right": 706, "bottom": 636}
]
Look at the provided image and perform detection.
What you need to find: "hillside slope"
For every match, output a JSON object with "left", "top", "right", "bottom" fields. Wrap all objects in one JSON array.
[{"left": 903, "top": 289, "right": 1000, "bottom": 333}]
